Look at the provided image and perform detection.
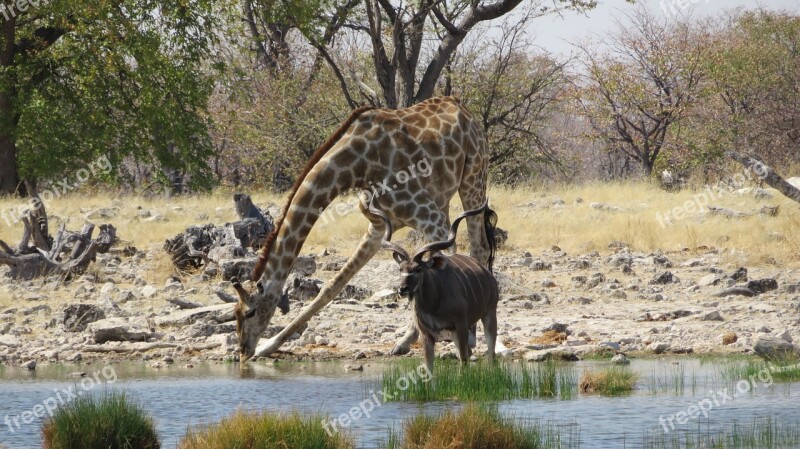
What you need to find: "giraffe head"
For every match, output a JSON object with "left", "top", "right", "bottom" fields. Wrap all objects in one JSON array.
[{"left": 230, "top": 279, "right": 267, "bottom": 362}]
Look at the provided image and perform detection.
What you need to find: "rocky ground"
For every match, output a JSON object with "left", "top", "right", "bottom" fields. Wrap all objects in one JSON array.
[{"left": 1, "top": 235, "right": 799, "bottom": 369}]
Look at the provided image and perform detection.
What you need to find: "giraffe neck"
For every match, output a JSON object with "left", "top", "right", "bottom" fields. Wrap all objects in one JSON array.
[{"left": 257, "top": 165, "right": 356, "bottom": 306}]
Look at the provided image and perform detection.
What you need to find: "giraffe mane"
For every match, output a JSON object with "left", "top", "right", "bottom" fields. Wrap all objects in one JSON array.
[{"left": 251, "top": 105, "right": 378, "bottom": 282}]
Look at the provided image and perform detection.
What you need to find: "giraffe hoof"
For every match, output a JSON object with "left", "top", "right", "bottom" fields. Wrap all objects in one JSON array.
[{"left": 390, "top": 345, "right": 411, "bottom": 356}]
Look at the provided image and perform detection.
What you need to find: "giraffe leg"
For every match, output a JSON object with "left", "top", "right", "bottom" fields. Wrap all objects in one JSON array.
[
  {"left": 254, "top": 223, "right": 384, "bottom": 357},
  {"left": 391, "top": 205, "right": 450, "bottom": 356}
]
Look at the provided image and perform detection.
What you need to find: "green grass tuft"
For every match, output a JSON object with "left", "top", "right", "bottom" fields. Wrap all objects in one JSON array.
[
  {"left": 644, "top": 417, "right": 800, "bottom": 449},
  {"left": 382, "top": 404, "right": 580, "bottom": 449},
  {"left": 380, "top": 360, "right": 577, "bottom": 402},
  {"left": 178, "top": 410, "right": 354, "bottom": 449},
  {"left": 41, "top": 392, "right": 160, "bottom": 449}
]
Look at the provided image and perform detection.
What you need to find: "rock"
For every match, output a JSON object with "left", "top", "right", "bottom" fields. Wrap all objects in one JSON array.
[
  {"left": 344, "top": 364, "right": 363, "bottom": 372},
  {"left": 746, "top": 278, "right": 778, "bottom": 294},
  {"left": 591, "top": 202, "right": 624, "bottom": 212},
  {"left": 207, "top": 245, "right": 246, "bottom": 263},
  {"left": 154, "top": 304, "right": 233, "bottom": 327},
  {"left": 371, "top": 289, "right": 400, "bottom": 303},
  {"left": 88, "top": 318, "right": 154, "bottom": 344},
  {"left": 286, "top": 275, "right": 323, "bottom": 302},
  {"left": 529, "top": 260, "right": 552, "bottom": 271},
  {"left": 753, "top": 335, "right": 797, "bottom": 360},
  {"left": 598, "top": 342, "right": 621, "bottom": 351},
  {"left": 648, "top": 342, "right": 669, "bottom": 354},
  {"left": 697, "top": 274, "right": 720, "bottom": 287},
  {"left": 610, "top": 290, "right": 627, "bottom": 299},
  {"left": 543, "top": 323, "right": 570, "bottom": 335},
  {"left": 21, "top": 360, "right": 36, "bottom": 370},
  {"left": 650, "top": 272, "right": 674, "bottom": 285},
  {"left": 731, "top": 267, "right": 748, "bottom": 282},
  {"left": 524, "top": 348, "right": 578, "bottom": 362},
  {"left": 167, "top": 298, "right": 203, "bottom": 310},
  {"left": 218, "top": 258, "right": 257, "bottom": 281},
  {"left": 714, "top": 287, "right": 756, "bottom": 297},
  {"left": 701, "top": 311, "right": 724, "bottom": 321},
  {"left": 141, "top": 285, "right": 158, "bottom": 298},
  {"left": 776, "top": 330, "right": 793, "bottom": 343},
  {"left": 292, "top": 256, "right": 317, "bottom": 276},
  {"left": 62, "top": 304, "right": 106, "bottom": 332},
  {"left": 163, "top": 356, "right": 174, "bottom": 364},
  {"left": 722, "top": 332, "right": 737, "bottom": 345},
  {"left": 0, "top": 335, "right": 21, "bottom": 347},
  {"left": 611, "top": 353, "right": 630, "bottom": 365},
  {"left": 100, "top": 282, "right": 117, "bottom": 295}
]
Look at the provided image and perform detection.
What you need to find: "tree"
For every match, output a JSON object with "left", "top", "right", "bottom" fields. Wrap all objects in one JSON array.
[
  {"left": 0, "top": 0, "right": 218, "bottom": 196},
  {"left": 701, "top": 11, "right": 800, "bottom": 168},
  {"left": 577, "top": 8, "right": 706, "bottom": 177},
  {"left": 449, "top": 14, "right": 570, "bottom": 184}
]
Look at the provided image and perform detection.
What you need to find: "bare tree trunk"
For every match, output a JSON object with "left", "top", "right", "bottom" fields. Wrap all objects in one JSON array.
[{"left": 726, "top": 151, "right": 800, "bottom": 203}]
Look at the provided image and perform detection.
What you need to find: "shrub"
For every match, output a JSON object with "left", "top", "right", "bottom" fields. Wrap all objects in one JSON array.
[{"left": 42, "top": 392, "right": 159, "bottom": 449}]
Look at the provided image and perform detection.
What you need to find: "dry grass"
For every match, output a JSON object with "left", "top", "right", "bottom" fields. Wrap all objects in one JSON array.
[
  {"left": 579, "top": 367, "right": 638, "bottom": 395},
  {"left": 529, "top": 330, "right": 568, "bottom": 345},
  {"left": 1, "top": 180, "right": 797, "bottom": 281}
]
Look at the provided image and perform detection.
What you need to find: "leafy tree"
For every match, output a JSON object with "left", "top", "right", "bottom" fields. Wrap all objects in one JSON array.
[
  {"left": 0, "top": 0, "right": 218, "bottom": 196},
  {"left": 577, "top": 8, "right": 707, "bottom": 177}
]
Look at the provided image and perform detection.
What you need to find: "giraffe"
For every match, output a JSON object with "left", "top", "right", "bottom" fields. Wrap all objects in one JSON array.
[{"left": 233, "top": 96, "right": 491, "bottom": 362}]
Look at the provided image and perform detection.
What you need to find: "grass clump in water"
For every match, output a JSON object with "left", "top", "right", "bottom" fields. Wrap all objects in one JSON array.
[
  {"left": 178, "top": 410, "right": 354, "bottom": 449},
  {"left": 643, "top": 417, "right": 800, "bottom": 449},
  {"left": 381, "top": 359, "right": 577, "bottom": 402},
  {"left": 720, "top": 358, "right": 800, "bottom": 384},
  {"left": 42, "top": 392, "right": 160, "bottom": 449},
  {"left": 383, "top": 404, "right": 579, "bottom": 449},
  {"left": 579, "top": 367, "right": 637, "bottom": 395}
]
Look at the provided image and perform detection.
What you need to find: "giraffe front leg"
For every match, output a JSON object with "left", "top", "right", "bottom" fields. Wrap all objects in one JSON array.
[{"left": 254, "top": 225, "right": 383, "bottom": 357}]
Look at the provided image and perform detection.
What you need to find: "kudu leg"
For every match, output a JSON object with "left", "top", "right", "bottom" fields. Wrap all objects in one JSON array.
[
  {"left": 422, "top": 334, "right": 435, "bottom": 375},
  {"left": 455, "top": 322, "right": 471, "bottom": 366},
  {"left": 482, "top": 309, "right": 497, "bottom": 364}
]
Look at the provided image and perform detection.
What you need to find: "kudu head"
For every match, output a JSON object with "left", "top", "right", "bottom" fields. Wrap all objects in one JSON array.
[{"left": 359, "top": 196, "right": 491, "bottom": 299}]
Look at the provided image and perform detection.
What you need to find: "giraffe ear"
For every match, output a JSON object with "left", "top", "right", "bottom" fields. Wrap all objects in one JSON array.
[{"left": 231, "top": 279, "right": 250, "bottom": 304}]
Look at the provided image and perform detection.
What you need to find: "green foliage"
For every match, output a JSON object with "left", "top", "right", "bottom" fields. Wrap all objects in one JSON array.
[
  {"left": 41, "top": 392, "right": 160, "bottom": 449},
  {"left": 178, "top": 410, "right": 354, "bottom": 449},
  {"left": 2, "top": 0, "right": 218, "bottom": 190}
]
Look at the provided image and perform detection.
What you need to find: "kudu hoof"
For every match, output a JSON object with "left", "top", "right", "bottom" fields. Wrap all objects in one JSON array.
[{"left": 390, "top": 345, "right": 411, "bottom": 356}]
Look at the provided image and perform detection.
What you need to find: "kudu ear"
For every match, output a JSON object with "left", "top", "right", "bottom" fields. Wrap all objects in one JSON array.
[{"left": 426, "top": 253, "right": 448, "bottom": 270}]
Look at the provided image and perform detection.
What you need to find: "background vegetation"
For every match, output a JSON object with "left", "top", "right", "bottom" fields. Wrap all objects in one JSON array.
[{"left": 0, "top": 1, "right": 798, "bottom": 196}]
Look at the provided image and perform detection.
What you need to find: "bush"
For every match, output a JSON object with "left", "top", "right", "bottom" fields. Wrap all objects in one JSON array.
[
  {"left": 42, "top": 392, "right": 159, "bottom": 449},
  {"left": 384, "top": 404, "right": 572, "bottom": 449}
]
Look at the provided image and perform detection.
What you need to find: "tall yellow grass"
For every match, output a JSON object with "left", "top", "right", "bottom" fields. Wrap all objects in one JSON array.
[{"left": 0, "top": 182, "right": 797, "bottom": 272}]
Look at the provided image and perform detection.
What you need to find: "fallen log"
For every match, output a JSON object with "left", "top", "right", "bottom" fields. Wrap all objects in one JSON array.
[
  {"left": 0, "top": 199, "right": 117, "bottom": 280},
  {"left": 726, "top": 151, "right": 800, "bottom": 204},
  {"left": 164, "top": 193, "right": 274, "bottom": 271}
]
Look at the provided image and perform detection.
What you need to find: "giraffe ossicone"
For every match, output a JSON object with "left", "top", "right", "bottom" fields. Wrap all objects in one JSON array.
[{"left": 234, "top": 96, "right": 491, "bottom": 362}]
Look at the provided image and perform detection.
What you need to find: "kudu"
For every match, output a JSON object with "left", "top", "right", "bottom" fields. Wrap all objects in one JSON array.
[{"left": 361, "top": 196, "right": 499, "bottom": 374}]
